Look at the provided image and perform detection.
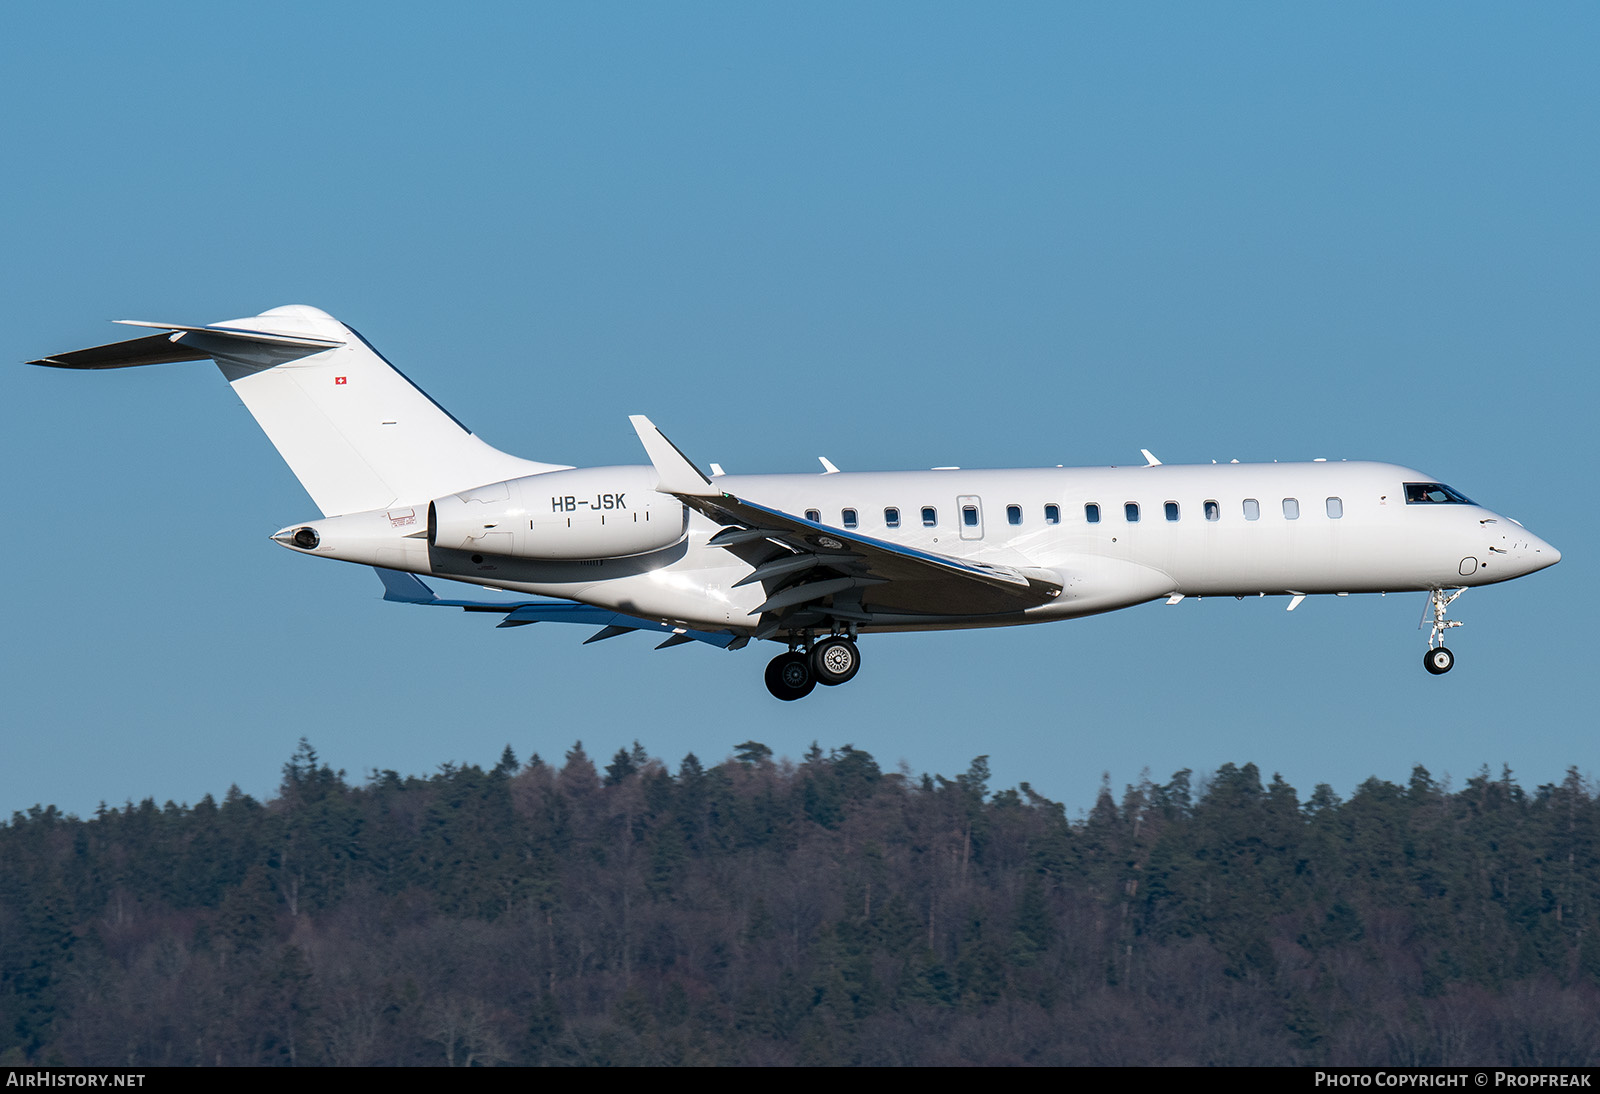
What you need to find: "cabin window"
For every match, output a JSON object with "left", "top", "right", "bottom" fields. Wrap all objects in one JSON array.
[
  {"left": 1404, "top": 482, "right": 1475, "bottom": 505},
  {"left": 1085, "top": 503, "right": 1100, "bottom": 524},
  {"left": 1204, "top": 499, "right": 1220, "bottom": 522},
  {"left": 1164, "top": 501, "right": 1180, "bottom": 522},
  {"left": 842, "top": 508, "right": 858, "bottom": 529},
  {"left": 1283, "top": 498, "right": 1300, "bottom": 520},
  {"left": 921, "top": 506, "right": 937, "bottom": 527},
  {"left": 1326, "top": 496, "right": 1343, "bottom": 519},
  {"left": 1044, "top": 504, "right": 1060, "bottom": 524},
  {"left": 805, "top": 509, "right": 820, "bottom": 523},
  {"left": 1125, "top": 502, "right": 1140, "bottom": 522},
  {"left": 962, "top": 505, "right": 980, "bottom": 527},
  {"left": 1006, "top": 504, "right": 1022, "bottom": 526},
  {"left": 1243, "top": 498, "right": 1260, "bottom": 521},
  {"left": 884, "top": 507, "right": 900, "bottom": 528}
]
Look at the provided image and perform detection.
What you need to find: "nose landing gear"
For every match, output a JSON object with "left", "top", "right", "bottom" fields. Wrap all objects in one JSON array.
[
  {"left": 1422, "top": 587, "right": 1464, "bottom": 675},
  {"left": 764, "top": 634, "right": 863, "bottom": 699}
]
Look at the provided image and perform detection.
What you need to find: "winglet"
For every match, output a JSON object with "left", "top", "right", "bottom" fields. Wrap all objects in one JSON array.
[{"left": 629, "top": 415, "right": 718, "bottom": 496}]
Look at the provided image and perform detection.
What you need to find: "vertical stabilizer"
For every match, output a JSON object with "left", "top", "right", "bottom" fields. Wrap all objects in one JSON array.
[{"left": 125, "top": 306, "right": 565, "bottom": 515}]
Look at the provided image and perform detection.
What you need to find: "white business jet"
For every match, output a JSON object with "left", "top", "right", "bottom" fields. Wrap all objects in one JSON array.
[{"left": 33, "top": 306, "right": 1560, "bottom": 700}]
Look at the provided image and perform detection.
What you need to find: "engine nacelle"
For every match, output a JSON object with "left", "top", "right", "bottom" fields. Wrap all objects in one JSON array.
[{"left": 429, "top": 466, "right": 687, "bottom": 561}]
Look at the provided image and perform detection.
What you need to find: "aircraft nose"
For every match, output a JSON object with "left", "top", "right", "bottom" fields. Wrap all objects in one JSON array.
[
  {"left": 1530, "top": 534, "right": 1560, "bottom": 570},
  {"left": 1477, "top": 515, "right": 1559, "bottom": 579},
  {"left": 1509, "top": 527, "right": 1559, "bottom": 575}
]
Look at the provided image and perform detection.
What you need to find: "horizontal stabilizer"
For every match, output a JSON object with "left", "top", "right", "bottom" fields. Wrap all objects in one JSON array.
[
  {"left": 113, "top": 320, "right": 345, "bottom": 350},
  {"left": 30, "top": 323, "right": 343, "bottom": 369},
  {"left": 29, "top": 333, "right": 213, "bottom": 370}
]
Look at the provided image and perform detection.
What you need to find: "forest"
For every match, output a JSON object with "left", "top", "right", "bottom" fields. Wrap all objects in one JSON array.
[{"left": 2, "top": 739, "right": 1598, "bottom": 1066}]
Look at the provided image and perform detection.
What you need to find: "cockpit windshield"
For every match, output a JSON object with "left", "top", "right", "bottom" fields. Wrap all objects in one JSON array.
[{"left": 1404, "top": 482, "right": 1475, "bottom": 506}]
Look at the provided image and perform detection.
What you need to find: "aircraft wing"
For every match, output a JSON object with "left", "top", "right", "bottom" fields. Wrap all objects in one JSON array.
[
  {"left": 629, "top": 417, "right": 1064, "bottom": 623},
  {"left": 372, "top": 568, "right": 745, "bottom": 649}
]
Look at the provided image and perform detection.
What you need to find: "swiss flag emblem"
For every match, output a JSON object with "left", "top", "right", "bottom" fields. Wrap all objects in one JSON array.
[{"left": 334, "top": 376, "right": 347, "bottom": 385}]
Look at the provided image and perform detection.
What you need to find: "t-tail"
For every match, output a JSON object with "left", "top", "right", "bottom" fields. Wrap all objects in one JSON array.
[{"left": 29, "top": 305, "right": 567, "bottom": 516}]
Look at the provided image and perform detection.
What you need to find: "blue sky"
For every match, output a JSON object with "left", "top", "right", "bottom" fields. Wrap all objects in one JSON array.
[{"left": 3, "top": 2, "right": 1594, "bottom": 819}]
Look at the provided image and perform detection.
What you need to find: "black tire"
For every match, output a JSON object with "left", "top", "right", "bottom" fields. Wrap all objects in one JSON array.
[
  {"left": 811, "top": 637, "right": 861, "bottom": 686},
  {"left": 1423, "top": 646, "right": 1455, "bottom": 675},
  {"left": 765, "top": 652, "right": 816, "bottom": 700}
]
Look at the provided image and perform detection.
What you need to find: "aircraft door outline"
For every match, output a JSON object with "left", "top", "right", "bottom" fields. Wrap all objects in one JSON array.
[{"left": 958, "top": 495, "right": 984, "bottom": 540}]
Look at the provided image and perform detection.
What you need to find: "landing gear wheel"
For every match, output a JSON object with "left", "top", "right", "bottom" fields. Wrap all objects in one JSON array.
[
  {"left": 765, "top": 652, "right": 816, "bottom": 700},
  {"left": 1424, "top": 647, "right": 1455, "bottom": 675},
  {"left": 811, "top": 637, "right": 861, "bottom": 686}
]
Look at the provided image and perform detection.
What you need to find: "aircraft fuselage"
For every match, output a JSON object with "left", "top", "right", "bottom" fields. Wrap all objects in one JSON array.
[{"left": 293, "top": 459, "right": 1558, "bottom": 634}]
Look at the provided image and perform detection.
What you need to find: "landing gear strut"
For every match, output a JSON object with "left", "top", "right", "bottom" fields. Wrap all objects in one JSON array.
[{"left": 1422, "top": 587, "right": 1464, "bottom": 675}]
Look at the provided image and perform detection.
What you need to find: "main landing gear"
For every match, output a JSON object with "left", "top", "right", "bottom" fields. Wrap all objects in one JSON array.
[
  {"left": 1422, "top": 587, "right": 1465, "bottom": 676},
  {"left": 764, "top": 636, "right": 863, "bottom": 700}
]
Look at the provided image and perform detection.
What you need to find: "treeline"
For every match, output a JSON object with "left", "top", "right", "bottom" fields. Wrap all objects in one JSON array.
[{"left": 3, "top": 741, "right": 1599, "bottom": 1066}]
